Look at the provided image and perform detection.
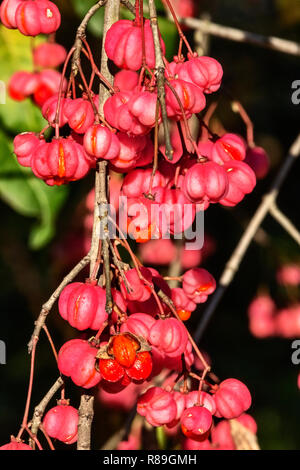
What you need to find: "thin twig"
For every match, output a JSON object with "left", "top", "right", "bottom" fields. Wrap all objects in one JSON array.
[
  {"left": 194, "top": 133, "right": 300, "bottom": 342},
  {"left": 270, "top": 203, "right": 300, "bottom": 247},
  {"left": 180, "top": 16, "right": 300, "bottom": 57},
  {"left": 72, "top": 0, "right": 108, "bottom": 77},
  {"left": 28, "top": 253, "right": 91, "bottom": 353},
  {"left": 30, "top": 377, "right": 64, "bottom": 443},
  {"left": 120, "top": 0, "right": 135, "bottom": 14}
]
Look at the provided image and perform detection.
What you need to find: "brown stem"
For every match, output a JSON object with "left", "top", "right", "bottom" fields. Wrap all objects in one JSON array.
[
  {"left": 72, "top": 0, "right": 108, "bottom": 77},
  {"left": 77, "top": 395, "right": 95, "bottom": 451},
  {"left": 30, "top": 377, "right": 64, "bottom": 446},
  {"left": 28, "top": 253, "right": 91, "bottom": 354}
]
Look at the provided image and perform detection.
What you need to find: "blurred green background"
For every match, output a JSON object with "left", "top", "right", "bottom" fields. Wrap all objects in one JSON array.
[{"left": 0, "top": 0, "right": 299, "bottom": 450}]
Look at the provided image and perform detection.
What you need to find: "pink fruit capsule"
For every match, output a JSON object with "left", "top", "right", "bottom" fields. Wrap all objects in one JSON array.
[
  {"left": 83, "top": 124, "right": 120, "bottom": 160},
  {"left": 105, "top": 19, "right": 165, "bottom": 71},
  {"left": 43, "top": 404, "right": 78, "bottom": 444},
  {"left": 57, "top": 339, "right": 101, "bottom": 389}
]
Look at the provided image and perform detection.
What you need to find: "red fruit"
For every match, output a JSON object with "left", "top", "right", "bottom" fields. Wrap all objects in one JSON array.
[
  {"left": 182, "top": 161, "right": 228, "bottom": 204},
  {"left": 177, "top": 56, "right": 223, "bottom": 94},
  {"left": 211, "top": 413, "right": 257, "bottom": 450},
  {"left": 105, "top": 19, "right": 165, "bottom": 71},
  {"left": 277, "top": 264, "right": 300, "bottom": 286},
  {"left": 15, "top": 1, "right": 41, "bottom": 36},
  {"left": 104, "top": 91, "right": 149, "bottom": 136},
  {"left": 248, "top": 295, "right": 276, "bottom": 319},
  {"left": 120, "top": 267, "right": 153, "bottom": 303},
  {"left": 172, "top": 0, "right": 198, "bottom": 19},
  {"left": 8, "top": 71, "right": 39, "bottom": 101},
  {"left": 168, "top": 391, "right": 186, "bottom": 426},
  {"left": 31, "top": 138, "right": 91, "bottom": 186},
  {"left": 112, "top": 334, "right": 139, "bottom": 368},
  {"left": 13, "top": 132, "right": 41, "bottom": 167},
  {"left": 185, "top": 391, "right": 216, "bottom": 415},
  {"left": 182, "top": 268, "right": 216, "bottom": 303},
  {"left": 180, "top": 245, "right": 203, "bottom": 270},
  {"left": 180, "top": 406, "right": 212, "bottom": 441},
  {"left": 249, "top": 314, "right": 276, "bottom": 338},
  {"left": 0, "top": 439, "right": 32, "bottom": 450},
  {"left": 244, "top": 146, "right": 270, "bottom": 179},
  {"left": 183, "top": 438, "right": 212, "bottom": 450},
  {"left": 33, "top": 69, "right": 67, "bottom": 107},
  {"left": 197, "top": 139, "right": 214, "bottom": 159},
  {"left": 64, "top": 98, "right": 95, "bottom": 134},
  {"left": 137, "top": 386, "right": 177, "bottom": 426},
  {"left": 219, "top": 160, "right": 256, "bottom": 207},
  {"left": 117, "top": 435, "right": 139, "bottom": 451},
  {"left": 15, "top": 0, "right": 60, "bottom": 36},
  {"left": 128, "top": 89, "right": 159, "bottom": 128},
  {"left": 33, "top": 42, "right": 67, "bottom": 69},
  {"left": 121, "top": 168, "right": 166, "bottom": 199},
  {"left": 248, "top": 295, "right": 276, "bottom": 338},
  {"left": 114, "top": 70, "right": 139, "bottom": 92},
  {"left": 165, "top": 79, "right": 206, "bottom": 120},
  {"left": 214, "top": 378, "right": 252, "bottom": 419},
  {"left": 275, "top": 305, "right": 300, "bottom": 338},
  {"left": 43, "top": 404, "right": 78, "bottom": 444},
  {"left": 139, "top": 239, "right": 177, "bottom": 266},
  {"left": 176, "top": 309, "right": 191, "bottom": 321},
  {"left": 58, "top": 281, "right": 108, "bottom": 331},
  {"left": 238, "top": 413, "right": 257, "bottom": 434},
  {"left": 126, "top": 351, "right": 153, "bottom": 381},
  {"left": 35, "top": 0, "right": 61, "bottom": 34},
  {"left": 57, "top": 339, "right": 101, "bottom": 388},
  {"left": 108, "top": 132, "right": 147, "bottom": 170},
  {"left": 211, "top": 133, "right": 246, "bottom": 164},
  {"left": 211, "top": 420, "right": 235, "bottom": 450},
  {"left": 42, "top": 94, "right": 70, "bottom": 127},
  {"left": 152, "top": 187, "right": 196, "bottom": 235},
  {"left": 172, "top": 287, "right": 197, "bottom": 314},
  {"left": 83, "top": 124, "right": 120, "bottom": 160},
  {"left": 99, "top": 358, "right": 125, "bottom": 383},
  {"left": 149, "top": 318, "right": 188, "bottom": 358},
  {"left": 120, "top": 312, "right": 156, "bottom": 341},
  {"left": 125, "top": 195, "right": 161, "bottom": 242},
  {"left": 0, "top": 0, "right": 24, "bottom": 29},
  {"left": 98, "top": 381, "right": 142, "bottom": 411}
]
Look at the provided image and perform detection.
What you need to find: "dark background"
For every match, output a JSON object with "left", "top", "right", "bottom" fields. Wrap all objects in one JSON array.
[{"left": 0, "top": 0, "right": 299, "bottom": 450}]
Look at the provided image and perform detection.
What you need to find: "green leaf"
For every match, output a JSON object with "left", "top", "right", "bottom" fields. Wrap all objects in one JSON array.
[
  {"left": 157, "top": 17, "right": 178, "bottom": 60},
  {"left": 27, "top": 178, "right": 68, "bottom": 250},
  {"left": 0, "top": 26, "right": 46, "bottom": 133},
  {"left": 0, "top": 131, "right": 68, "bottom": 249}
]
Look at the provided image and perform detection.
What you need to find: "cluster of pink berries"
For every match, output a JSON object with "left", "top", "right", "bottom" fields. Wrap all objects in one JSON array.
[
  {"left": 248, "top": 263, "right": 300, "bottom": 339},
  {"left": 8, "top": 43, "right": 67, "bottom": 107},
  {"left": 0, "top": 0, "right": 60, "bottom": 36},
  {"left": 11, "top": 15, "right": 260, "bottom": 242}
]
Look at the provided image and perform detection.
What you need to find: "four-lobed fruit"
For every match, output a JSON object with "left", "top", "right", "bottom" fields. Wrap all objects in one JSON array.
[
  {"left": 43, "top": 403, "right": 78, "bottom": 445},
  {"left": 213, "top": 378, "right": 252, "bottom": 419},
  {"left": 58, "top": 281, "right": 108, "bottom": 331},
  {"left": 57, "top": 339, "right": 101, "bottom": 388}
]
